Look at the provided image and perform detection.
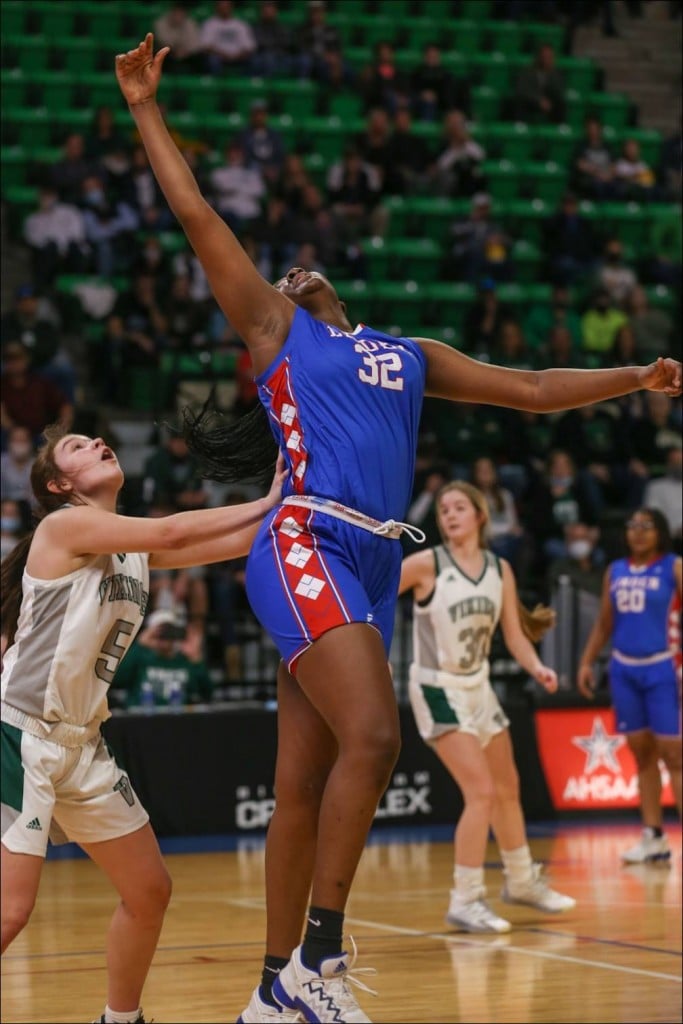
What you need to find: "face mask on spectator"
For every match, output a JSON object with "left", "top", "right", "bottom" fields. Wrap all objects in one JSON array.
[
  {"left": 568, "top": 539, "right": 592, "bottom": 560},
  {"left": 550, "top": 475, "right": 573, "bottom": 488},
  {"left": 85, "top": 188, "right": 106, "bottom": 207},
  {"left": 1, "top": 517, "right": 21, "bottom": 532}
]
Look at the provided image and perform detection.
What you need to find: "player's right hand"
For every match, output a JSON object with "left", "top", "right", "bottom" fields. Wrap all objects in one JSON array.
[
  {"left": 115, "top": 32, "right": 169, "bottom": 106},
  {"left": 577, "top": 663, "right": 595, "bottom": 700}
]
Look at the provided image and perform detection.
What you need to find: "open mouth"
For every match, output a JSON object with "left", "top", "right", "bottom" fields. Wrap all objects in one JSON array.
[{"left": 101, "top": 448, "right": 115, "bottom": 461}]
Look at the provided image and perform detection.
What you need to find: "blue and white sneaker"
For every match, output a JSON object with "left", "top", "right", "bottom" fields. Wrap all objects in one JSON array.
[
  {"left": 272, "top": 939, "right": 376, "bottom": 1023},
  {"left": 237, "top": 985, "right": 304, "bottom": 1022}
]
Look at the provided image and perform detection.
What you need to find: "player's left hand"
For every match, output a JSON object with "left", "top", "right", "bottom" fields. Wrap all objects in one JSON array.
[
  {"left": 638, "top": 357, "right": 682, "bottom": 397},
  {"left": 534, "top": 665, "right": 558, "bottom": 693}
]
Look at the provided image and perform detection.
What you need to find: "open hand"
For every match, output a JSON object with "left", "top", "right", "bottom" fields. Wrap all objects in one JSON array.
[
  {"left": 115, "top": 33, "right": 169, "bottom": 107},
  {"left": 638, "top": 357, "right": 682, "bottom": 397}
]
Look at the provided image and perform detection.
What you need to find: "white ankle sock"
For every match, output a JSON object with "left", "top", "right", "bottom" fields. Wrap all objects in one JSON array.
[
  {"left": 501, "top": 845, "right": 534, "bottom": 884},
  {"left": 454, "top": 864, "right": 485, "bottom": 898},
  {"left": 103, "top": 1005, "right": 141, "bottom": 1023}
]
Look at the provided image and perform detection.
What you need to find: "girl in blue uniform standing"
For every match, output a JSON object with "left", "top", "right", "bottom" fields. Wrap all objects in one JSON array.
[
  {"left": 116, "top": 36, "right": 682, "bottom": 1024},
  {"left": 578, "top": 508, "right": 682, "bottom": 864}
]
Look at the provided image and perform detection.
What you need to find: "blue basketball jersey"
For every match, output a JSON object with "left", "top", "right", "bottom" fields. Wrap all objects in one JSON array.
[
  {"left": 609, "top": 553, "right": 680, "bottom": 657},
  {"left": 255, "top": 306, "right": 427, "bottom": 521}
]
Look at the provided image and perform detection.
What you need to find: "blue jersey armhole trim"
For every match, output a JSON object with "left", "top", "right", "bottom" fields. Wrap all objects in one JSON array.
[{"left": 253, "top": 305, "right": 307, "bottom": 387}]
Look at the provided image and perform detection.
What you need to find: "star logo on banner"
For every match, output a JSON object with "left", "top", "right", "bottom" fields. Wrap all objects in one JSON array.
[{"left": 572, "top": 717, "right": 626, "bottom": 774}]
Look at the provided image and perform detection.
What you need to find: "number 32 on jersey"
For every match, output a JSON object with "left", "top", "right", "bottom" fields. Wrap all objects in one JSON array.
[{"left": 354, "top": 339, "right": 404, "bottom": 391}]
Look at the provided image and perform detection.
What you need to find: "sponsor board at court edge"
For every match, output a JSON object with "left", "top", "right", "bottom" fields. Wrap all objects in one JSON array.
[{"left": 535, "top": 707, "right": 675, "bottom": 809}]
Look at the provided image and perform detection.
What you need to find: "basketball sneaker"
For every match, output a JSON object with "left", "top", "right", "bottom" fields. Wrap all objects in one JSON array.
[
  {"left": 92, "top": 1014, "right": 147, "bottom": 1023},
  {"left": 621, "top": 828, "right": 672, "bottom": 864},
  {"left": 272, "top": 938, "right": 376, "bottom": 1023},
  {"left": 237, "top": 985, "right": 304, "bottom": 1022},
  {"left": 501, "top": 862, "right": 576, "bottom": 912},
  {"left": 445, "top": 889, "right": 512, "bottom": 933}
]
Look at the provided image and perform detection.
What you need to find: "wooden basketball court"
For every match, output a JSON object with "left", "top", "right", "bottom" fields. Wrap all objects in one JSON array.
[{"left": 2, "top": 821, "right": 680, "bottom": 1023}]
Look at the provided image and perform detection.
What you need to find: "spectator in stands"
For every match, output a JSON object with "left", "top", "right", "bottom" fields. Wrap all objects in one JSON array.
[
  {"left": 524, "top": 283, "right": 582, "bottom": 354},
  {"left": 119, "top": 145, "right": 175, "bottom": 233},
  {"left": 238, "top": 100, "right": 287, "bottom": 187},
  {"left": 49, "top": 133, "right": 102, "bottom": 206},
  {"left": 326, "top": 146, "right": 381, "bottom": 241},
  {"left": 161, "top": 273, "right": 210, "bottom": 351},
  {"left": 580, "top": 287, "right": 629, "bottom": 360},
  {"left": 553, "top": 401, "right": 644, "bottom": 515},
  {"left": 300, "top": 0, "right": 342, "bottom": 78},
  {"left": 647, "top": 207, "right": 682, "bottom": 289},
  {"left": 429, "top": 109, "right": 486, "bottom": 198},
  {"left": 492, "top": 320, "right": 534, "bottom": 371},
  {"left": 354, "top": 107, "right": 393, "bottom": 194},
  {"left": 359, "top": 41, "right": 411, "bottom": 115},
  {"left": 613, "top": 138, "right": 658, "bottom": 201},
  {"left": 609, "top": 322, "right": 640, "bottom": 368},
  {"left": 573, "top": 116, "right": 616, "bottom": 199},
  {"left": 199, "top": 0, "right": 256, "bottom": 75},
  {"left": 0, "top": 426, "right": 36, "bottom": 507},
  {"left": 142, "top": 430, "right": 209, "bottom": 514},
  {"left": 290, "top": 182, "right": 341, "bottom": 267},
  {"left": 410, "top": 42, "right": 468, "bottom": 121},
  {"left": 503, "top": 409, "right": 554, "bottom": 486},
  {"left": 251, "top": 0, "right": 300, "bottom": 78},
  {"left": 471, "top": 455, "right": 524, "bottom": 568},
  {"left": 251, "top": 195, "right": 298, "bottom": 281},
  {"left": 0, "top": 341, "right": 73, "bottom": 449},
  {"left": 546, "top": 521, "right": 604, "bottom": 598},
  {"left": 209, "top": 140, "right": 266, "bottom": 234},
  {"left": 133, "top": 234, "right": 174, "bottom": 290},
  {"left": 543, "top": 191, "right": 599, "bottom": 287},
  {"left": 0, "top": 498, "right": 28, "bottom": 562},
  {"left": 644, "top": 447, "right": 683, "bottom": 547},
  {"left": 1, "top": 284, "right": 76, "bottom": 402},
  {"left": 404, "top": 461, "right": 452, "bottom": 552},
  {"left": 101, "top": 271, "right": 168, "bottom": 403},
  {"left": 316, "top": 42, "right": 356, "bottom": 95},
  {"left": 627, "top": 286, "right": 675, "bottom": 362},
  {"left": 276, "top": 152, "right": 311, "bottom": 214},
  {"left": 628, "top": 391, "right": 682, "bottom": 477},
  {"left": 522, "top": 449, "right": 600, "bottom": 563},
  {"left": 462, "top": 277, "right": 511, "bottom": 357},
  {"left": 114, "top": 609, "right": 213, "bottom": 709},
  {"left": 596, "top": 237, "right": 638, "bottom": 308},
  {"left": 514, "top": 43, "right": 565, "bottom": 124},
  {"left": 450, "top": 193, "right": 513, "bottom": 284},
  {"left": 535, "top": 324, "right": 585, "bottom": 370},
  {"left": 384, "top": 103, "right": 432, "bottom": 196},
  {"left": 154, "top": 1, "right": 202, "bottom": 73},
  {"left": 659, "top": 126, "right": 682, "bottom": 199},
  {"left": 85, "top": 106, "right": 131, "bottom": 167},
  {"left": 79, "top": 174, "right": 140, "bottom": 278},
  {"left": 23, "top": 186, "right": 88, "bottom": 290}
]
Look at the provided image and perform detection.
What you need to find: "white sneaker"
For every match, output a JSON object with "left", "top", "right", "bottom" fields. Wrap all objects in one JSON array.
[
  {"left": 621, "top": 829, "right": 672, "bottom": 864},
  {"left": 502, "top": 863, "right": 576, "bottom": 913},
  {"left": 237, "top": 985, "right": 304, "bottom": 1023},
  {"left": 272, "top": 939, "right": 376, "bottom": 1023},
  {"left": 445, "top": 890, "right": 512, "bottom": 933}
]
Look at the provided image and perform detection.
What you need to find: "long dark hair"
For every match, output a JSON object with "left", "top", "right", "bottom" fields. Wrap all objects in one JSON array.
[
  {"left": 1, "top": 423, "right": 76, "bottom": 647},
  {"left": 626, "top": 507, "right": 672, "bottom": 555},
  {"left": 181, "top": 392, "right": 278, "bottom": 487}
]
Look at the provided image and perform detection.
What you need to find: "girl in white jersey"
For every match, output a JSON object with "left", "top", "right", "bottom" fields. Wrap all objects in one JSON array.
[
  {"left": 399, "top": 481, "right": 576, "bottom": 933},
  {"left": 0, "top": 423, "right": 285, "bottom": 1024}
]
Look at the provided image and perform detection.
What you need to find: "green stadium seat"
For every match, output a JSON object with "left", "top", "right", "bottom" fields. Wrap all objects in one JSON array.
[
  {"left": 531, "top": 124, "right": 579, "bottom": 163},
  {"left": 31, "top": 2, "right": 77, "bottom": 38},
  {"left": 361, "top": 237, "right": 442, "bottom": 284},
  {"left": 1, "top": 68, "right": 29, "bottom": 109},
  {"left": 645, "top": 284, "right": 678, "bottom": 314},
  {"left": 371, "top": 280, "right": 427, "bottom": 325},
  {"left": 341, "top": 279, "right": 375, "bottom": 324},
  {"left": 518, "top": 161, "right": 567, "bottom": 204},
  {"left": 167, "top": 76, "right": 221, "bottom": 115},
  {"left": 511, "top": 239, "right": 542, "bottom": 283},
  {"left": 325, "top": 12, "right": 355, "bottom": 45},
  {"left": 268, "top": 79, "right": 317, "bottom": 118},
  {"left": 51, "top": 36, "right": 99, "bottom": 74},
  {"left": 30, "top": 71, "right": 77, "bottom": 111},
  {"left": 73, "top": 72, "right": 124, "bottom": 110},
  {"left": 471, "top": 86, "right": 500, "bottom": 122},
  {"left": 2, "top": 107, "right": 52, "bottom": 148},
  {"left": 399, "top": 18, "right": 454, "bottom": 50},
  {"left": 1, "top": 146, "right": 28, "bottom": 189},
  {"left": 376, "top": 0, "right": 411, "bottom": 16},
  {"left": 402, "top": 197, "right": 470, "bottom": 243},
  {"left": 449, "top": 20, "right": 483, "bottom": 52},
  {"left": 470, "top": 53, "right": 516, "bottom": 92},
  {"left": 499, "top": 198, "right": 550, "bottom": 246},
  {"left": 3, "top": 185, "right": 39, "bottom": 228},
  {"left": 586, "top": 92, "right": 633, "bottom": 129},
  {"left": 349, "top": 14, "right": 395, "bottom": 47},
  {"left": 564, "top": 89, "right": 587, "bottom": 130},
  {"left": 477, "top": 123, "right": 534, "bottom": 162},
  {"left": 297, "top": 116, "right": 354, "bottom": 164},
  {"left": 0, "top": 2, "right": 28, "bottom": 37},
  {"left": 460, "top": 0, "right": 492, "bottom": 18},
  {"left": 327, "top": 91, "right": 364, "bottom": 120},
  {"left": 343, "top": 46, "right": 372, "bottom": 70},
  {"left": 557, "top": 57, "right": 597, "bottom": 95},
  {"left": 600, "top": 202, "right": 649, "bottom": 247},
  {"left": 523, "top": 22, "right": 565, "bottom": 53},
  {"left": 3, "top": 34, "right": 50, "bottom": 74},
  {"left": 301, "top": 151, "right": 327, "bottom": 189},
  {"left": 484, "top": 22, "right": 524, "bottom": 56},
  {"left": 74, "top": 4, "right": 124, "bottom": 40},
  {"left": 482, "top": 159, "right": 521, "bottom": 201},
  {"left": 424, "top": 283, "right": 477, "bottom": 331}
]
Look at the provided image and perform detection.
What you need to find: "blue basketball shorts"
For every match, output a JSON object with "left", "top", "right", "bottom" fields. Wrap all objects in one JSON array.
[
  {"left": 245, "top": 503, "right": 402, "bottom": 675},
  {"left": 609, "top": 655, "right": 681, "bottom": 736}
]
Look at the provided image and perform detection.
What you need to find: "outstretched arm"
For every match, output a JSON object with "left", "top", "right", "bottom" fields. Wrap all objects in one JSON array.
[
  {"left": 115, "top": 34, "right": 294, "bottom": 373},
  {"left": 415, "top": 338, "right": 682, "bottom": 412}
]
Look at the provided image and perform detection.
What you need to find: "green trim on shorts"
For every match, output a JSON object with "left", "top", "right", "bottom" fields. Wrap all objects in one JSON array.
[
  {"left": 421, "top": 685, "right": 459, "bottom": 725},
  {"left": 1, "top": 722, "right": 25, "bottom": 813}
]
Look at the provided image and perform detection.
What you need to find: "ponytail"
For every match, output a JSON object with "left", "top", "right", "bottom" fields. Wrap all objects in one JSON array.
[
  {"left": 517, "top": 599, "right": 555, "bottom": 643},
  {"left": 182, "top": 393, "right": 278, "bottom": 488},
  {"left": 1, "top": 535, "right": 35, "bottom": 647}
]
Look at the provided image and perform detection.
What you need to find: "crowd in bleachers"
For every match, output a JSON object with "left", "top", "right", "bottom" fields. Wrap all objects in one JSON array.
[{"left": 1, "top": 0, "right": 681, "bottom": 699}]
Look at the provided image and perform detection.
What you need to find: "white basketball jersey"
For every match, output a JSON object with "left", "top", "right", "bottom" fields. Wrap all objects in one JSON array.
[
  {"left": 2, "top": 550, "right": 149, "bottom": 729},
  {"left": 412, "top": 546, "right": 503, "bottom": 678}
]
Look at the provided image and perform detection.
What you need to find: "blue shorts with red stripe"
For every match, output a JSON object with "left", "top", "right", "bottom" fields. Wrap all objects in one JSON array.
[
  {"left": 609, "top": 655, "right": 681, "bottom": 736},
  {"left": 245, "top": 504, "right": 403, "bottom": 676}
]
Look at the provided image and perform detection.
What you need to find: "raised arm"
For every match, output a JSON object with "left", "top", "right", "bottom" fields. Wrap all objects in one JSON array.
[
  {"left": 415, "top": 338, "right": 682, "bottom": 412},
  {"left": 115, "top": 34, "right": 294, "bottom": 372}
]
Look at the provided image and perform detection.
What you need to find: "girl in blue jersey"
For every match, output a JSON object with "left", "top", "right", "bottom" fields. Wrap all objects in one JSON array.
[
  {"left": 578, "top": 508, "right": 682, "bottom": 864},
  {"left": 117, "top": 35, "right": 683, "bottom": 1024}
]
